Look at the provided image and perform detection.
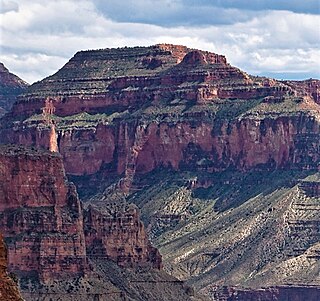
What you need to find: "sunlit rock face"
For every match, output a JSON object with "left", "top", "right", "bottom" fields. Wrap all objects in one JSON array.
[
  {"left": 0, "top": 145, "right": 161, "bottom": 285},
  {"left": 1, "top": 44, "right": 320, "bottom": 301},
  {"left": 0, "top": 145, "right": 88, "bottom": 282},
  {"left": 1, "top": 44, "right": 319, "bottom": 186}
]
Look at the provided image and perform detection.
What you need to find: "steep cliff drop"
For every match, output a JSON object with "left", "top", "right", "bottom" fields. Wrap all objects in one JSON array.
[
  {"left": 0, "top": 45, "right": 319, "bottom": 180},
  {"left": 0, "top": 144, "right": 203, "bottom": 301},
  {"left": 0, "top": 145, "right": 88, "bottom": 283},
  {"left": 0, "top": 44, "right": 320, "bottom": 300}
]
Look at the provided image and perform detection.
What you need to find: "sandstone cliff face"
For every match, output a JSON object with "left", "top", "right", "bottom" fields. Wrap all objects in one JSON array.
[
  {"left": 284, "top": 79, "right": 320, "bottom": 104},
  {"left": 4, "top": 117, "right": 318, "bottom": 203},
  {"left": 84, "top": 203, "right": 162, "bottom": 269},
  {"left": 0, "top": 144, "right": 161, "bottom": 286},
  {"left": 1, "top": 45, "right": 319, "bottom": 189},
  {"left": 1, "top": 45, "right": 320, "bottom": 300},
  {"left": 0, "top": 63, "right": 28, "bottom": 117},
  {"left": 0, "top": 232, "right": 23, "bottom": 301},
  {"left": 0, "top": 145, "right": 87, "bottom": 282},
  {"left": 2, "top": 113, "right": 319, "bottom": 180}
]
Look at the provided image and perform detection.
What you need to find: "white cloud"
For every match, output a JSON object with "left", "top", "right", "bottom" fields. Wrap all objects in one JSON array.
[
  {"left": 0, "top": 53, "right": 68, "bottom": 84},
  {"left": 0, "top": 0, "right": 319, "bottom": 83}
]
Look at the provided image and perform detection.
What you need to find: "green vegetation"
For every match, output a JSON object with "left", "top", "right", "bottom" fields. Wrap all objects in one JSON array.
[
  {"left": 0, "top": 144, "right": 59, "bottom": 157},
  {"left": 242, "top": 96, "right": 308, "bottom": 119},
  {"left": 23, "top": 111, "right": 129, "bottom": 130}
]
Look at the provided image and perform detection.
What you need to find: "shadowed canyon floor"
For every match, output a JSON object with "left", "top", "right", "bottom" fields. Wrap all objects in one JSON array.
[{"left": 85, "top": 168, "right": 320, "bottom": 300}]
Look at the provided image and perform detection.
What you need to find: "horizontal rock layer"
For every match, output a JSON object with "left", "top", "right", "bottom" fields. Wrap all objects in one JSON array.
[
  {"left": 2, "top": 113, "right": 319, "bottom": 181},
  {"left": 1, "top": 44, "right": 320, "bottom": 300},
  {"left": 84, "top": 203, "right": 162, "bottom": 268},
  {"left": 0, "top": 145, "right": 87, "bottom": 282},
  {"left": 0, "top": 145, "right": 161, "bottom": 285},
  {"left": 1, "top": 45, "right": 319, "bottom": 189}
]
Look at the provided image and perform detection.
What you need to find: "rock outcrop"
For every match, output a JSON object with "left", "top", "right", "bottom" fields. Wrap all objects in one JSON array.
[
  {"left": 84, "top": 202, "right": 162, "bottom": 269},
  {"left": 2, "top": 44, "right": 319, "bottom": 188},
  {"left": 0, "top": 144, "right": 161, "bottom": 285},
  {"left": 1, "top": 44, "right": 320, "bottom": 300},
  {"left": 0, "top": 232, "right": 23, "bottom": 301},
  {"left": 284, "top": 79, "right": 320, "bottom": 104},
  {"left": 0, "top": 145, "right": 88, "bottom": 283},
  {"left": 0, "top": 63, "right": 28, "bottom": 117}
]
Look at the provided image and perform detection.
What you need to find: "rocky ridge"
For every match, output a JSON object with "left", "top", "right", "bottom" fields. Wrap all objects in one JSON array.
[
  {"left": 0, "top": 44, "right": 320, "bottom": 300},
  {"left": 127, "top": 170, "right": 320, "bottom": 294},
  {"left": 0, "top": 62, "right": 28, "bottom": 117},
  {"left": 2, "top": 44, "right": 319, "bottom": 184},
  {"left": 0, "top": 144, "right": 197, "bottom": 301}
]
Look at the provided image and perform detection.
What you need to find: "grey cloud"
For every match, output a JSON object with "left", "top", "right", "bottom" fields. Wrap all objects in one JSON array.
[
  {"left": 93, "top": 0, "right": 260, "bottom": 26},
  {"left": 16, "top": 1, "right": 96, "bottom": 35},
  {"left": 0, "top": 1, "right": 319, "bottom": 83},
  {"left": 185, "top": 0, "right": 320, "bottom": 15},
  {"left": 0, "top": 0, "right": 18, "bottom": 13},
  {"left": 93, "top": 0, "right": 319, "bottom": 27},
  {"left": 0, "top": 51, "right": 68, "bottom": 84}
]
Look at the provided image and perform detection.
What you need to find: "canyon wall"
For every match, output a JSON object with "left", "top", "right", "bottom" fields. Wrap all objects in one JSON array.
[
  {"left": 2, "top": 113, "right": 319, "bottom": 180},
  {"left": 0, "top": 145, "right": 87, "bottom": 282},
  {"left": 1, "top": 44, "right": 320, "bottom": 300},
  {"left": 0, "top": 144, "right": 161, "bottom": 285},
  {"left": 284, "top": 79, "right": 320, "bottom": 104},
  {"left": 84, "top": 203, "right": 162, "bottom": 268},
  {"left": 1, "top": 45, "right": 319, "bottom": 188},
  {"left": 0, "top": 232, "right": 23, "bottom": 301}
]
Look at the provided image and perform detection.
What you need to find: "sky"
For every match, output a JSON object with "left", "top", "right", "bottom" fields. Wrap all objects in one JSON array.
[{"left": 0, "top": 0, "right": 319, "bottom": 84}]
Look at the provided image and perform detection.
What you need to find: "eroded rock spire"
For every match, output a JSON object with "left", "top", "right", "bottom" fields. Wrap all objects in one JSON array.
[{"left": 42, "top": 97, "right": 59, "bottom": 152}]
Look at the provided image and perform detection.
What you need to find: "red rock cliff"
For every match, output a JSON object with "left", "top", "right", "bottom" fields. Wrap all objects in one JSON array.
[
  {"left": 0, "top": 145, "right": 87, "bottom": 282},
  {"left": 0, "top": 144, "right": 162, "bottom": 284},
  {"left": 0, "top": 232, "right": 23, "bottom": 301},
  {"left": 84, "top": 203, "right": 162, "bottom": 269},
  {"left": 3, "top": 112, "right": 319, "bottom": 180},
  {"left": 0, "top": 45, "right": 319, "bottom": 188},
  {"left": 1, "top": 44, "right": 320, "bottom": 301},
  {"left": 284, "top": 79, "right": 320, "bottom": 104}
]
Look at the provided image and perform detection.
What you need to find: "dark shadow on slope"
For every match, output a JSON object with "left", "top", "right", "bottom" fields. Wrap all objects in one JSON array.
[{"left": 192, "top": 169, "right": 313, "bottom": 212}]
